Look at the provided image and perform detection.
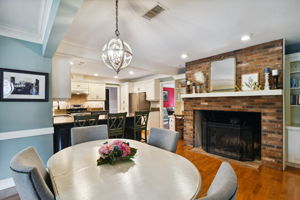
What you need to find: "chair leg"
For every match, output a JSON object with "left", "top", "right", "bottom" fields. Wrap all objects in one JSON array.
[
  {"left": 144, "top": 129, "right": 147, "bottom": 143},
  {"left": 134, "top": 130, "right": 137, "bottom": 141}
]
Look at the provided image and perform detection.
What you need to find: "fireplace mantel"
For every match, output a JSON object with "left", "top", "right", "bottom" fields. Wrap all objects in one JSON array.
[{"left": 181, "top": 89, "right": 282, "bottom": 98}]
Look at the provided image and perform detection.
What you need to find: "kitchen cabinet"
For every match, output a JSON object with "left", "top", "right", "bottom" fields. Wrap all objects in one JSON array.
[
  {"left": 132, "top": 79, "right": 160, "bottom": 101},
  {"left": 87, "top": 83, "right": 106, "bottom": 100},
  {"left": 133, "top": 84, "right": 146, "bottom": 93},
  {"left": 71, "top": 81, "right": 89, "bottom": 94},
  {"left": 147, "top": 111, "right": 160, "bottom": 130},
  {"left": 287, "top": 126, "right": 300, "bottom": 165},
  {"left": 146, "top": 80, "right": 160, "bottom": 101}
]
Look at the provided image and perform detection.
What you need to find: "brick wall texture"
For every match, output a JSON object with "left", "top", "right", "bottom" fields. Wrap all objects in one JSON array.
[{"left": 184, "top": 40, "right": 284, "bottom": 170}]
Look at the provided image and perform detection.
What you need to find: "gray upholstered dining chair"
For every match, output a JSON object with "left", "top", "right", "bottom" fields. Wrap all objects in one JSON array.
[
  {"left": 71, "top": 124, "right": 108, "bottom": 145},
  {"left": 147, "top": 128, "right": 179, "bottom": 153},
  {"left": 10, "top": 147, "right": 55, "bottom": 200},
  {"left": 199, "top": 162, "right": 238, "bottom": 200}
]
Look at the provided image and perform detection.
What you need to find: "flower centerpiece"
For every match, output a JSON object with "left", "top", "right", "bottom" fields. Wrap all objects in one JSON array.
[{"left": 97, "top": 140, "right": 137, "bottom": 165}]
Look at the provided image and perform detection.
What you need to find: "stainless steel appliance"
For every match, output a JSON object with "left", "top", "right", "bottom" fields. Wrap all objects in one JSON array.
[{"left": 129, "top": 92, "right": 150, "bottom": 114}]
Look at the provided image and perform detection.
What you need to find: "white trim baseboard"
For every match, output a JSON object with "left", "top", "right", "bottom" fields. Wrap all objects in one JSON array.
[
  {"left": 0, "top": 127, "right": 54, "bottom": 141},
  {"left": 0, "top": 178, "right": 15, "bottom": 191},
  {"left": 0, "top": 178, "right": 17, "bottom": 199}
]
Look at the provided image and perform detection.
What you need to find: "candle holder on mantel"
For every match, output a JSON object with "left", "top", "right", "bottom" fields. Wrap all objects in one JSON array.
[
  {"left": 272, "top": 69, "right": 279, "bottom": 89},
  {"left": 264, "top": 68, "right": 270, "bottom": 90},
  {"left": 186, "top": 81, "right": 191, "bottom": 94}
]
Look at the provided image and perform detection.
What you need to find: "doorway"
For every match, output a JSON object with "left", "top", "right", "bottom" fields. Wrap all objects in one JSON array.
[
  {"left": 106, "top": 87, "right": 118, "bottom": 113},
  {"left": 160, "top": 81, "right": 175, "bottom": 129}
]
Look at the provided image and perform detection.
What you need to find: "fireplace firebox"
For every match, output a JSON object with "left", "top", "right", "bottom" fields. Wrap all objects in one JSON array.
[{"left": 198, "top": 110, "right": 261, "bottom": 161}]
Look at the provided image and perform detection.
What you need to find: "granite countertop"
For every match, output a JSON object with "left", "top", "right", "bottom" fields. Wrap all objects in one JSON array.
[{"left": 53, "top": 115, "right": 74, "bottom": 125}]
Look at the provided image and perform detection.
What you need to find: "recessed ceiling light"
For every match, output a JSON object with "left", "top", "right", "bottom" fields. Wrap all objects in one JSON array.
[
  {"left": 114, "top": 75, "right": 118, "bottom": 79},
  {"left": 129, "top": 71, "right": 134, "bottom": 75},
  {"left": 241, "top": 34, "right": 251, "bottom": 41},
  {"left": 181, "top": 53, "right": 188, "bottom": 59},
  {"left": 94, "top": 73, "right": 98, "bottom": 77},
  {"left": 69, "top": 61, "right": 74, "bottom": 65}
]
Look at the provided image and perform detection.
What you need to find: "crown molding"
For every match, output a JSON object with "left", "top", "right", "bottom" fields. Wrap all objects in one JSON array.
[{"left": 0, "top": 0, "right": 53, "bottom": 44}]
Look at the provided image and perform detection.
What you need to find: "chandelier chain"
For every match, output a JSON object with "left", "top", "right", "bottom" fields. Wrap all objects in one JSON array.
[{"left": 115, "top": 0, "right": 120, "bottom": 37}]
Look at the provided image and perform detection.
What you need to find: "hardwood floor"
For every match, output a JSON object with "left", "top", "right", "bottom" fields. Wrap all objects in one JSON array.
[
  {"left": 176, "top": 140, "right": 300, "bottom": 200},
  {"left": 3, "top": 139, "right": 300, "bottom": 200}
]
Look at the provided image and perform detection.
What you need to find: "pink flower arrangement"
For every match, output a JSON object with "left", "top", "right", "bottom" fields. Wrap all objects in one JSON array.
[{"left": 97, "top": 140, "right": 137, "bottom": 165}]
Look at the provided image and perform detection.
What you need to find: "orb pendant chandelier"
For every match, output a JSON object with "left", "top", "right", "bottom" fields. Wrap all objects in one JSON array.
[{"left": 102, "top": 0, "right": 133, "bottom": 74}]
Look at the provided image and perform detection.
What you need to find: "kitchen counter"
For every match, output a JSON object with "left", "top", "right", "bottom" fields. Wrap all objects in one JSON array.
[{"left": 53, "top": 115, "right": 74, "bottom": 125}]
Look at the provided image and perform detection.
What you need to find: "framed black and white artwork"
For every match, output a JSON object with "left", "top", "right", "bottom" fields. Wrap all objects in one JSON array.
[{"left": 0, "top": 68, "right": 49, "bottom": 102}]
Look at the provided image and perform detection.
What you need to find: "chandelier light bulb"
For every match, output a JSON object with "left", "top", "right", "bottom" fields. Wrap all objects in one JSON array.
[{"left": 101, "top": 0, "right": 133, "bottom": 74}]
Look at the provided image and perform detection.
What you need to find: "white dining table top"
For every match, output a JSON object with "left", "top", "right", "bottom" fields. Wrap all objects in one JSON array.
[{"left": 47, "top": 139, "right": 201, "bottom": 200}]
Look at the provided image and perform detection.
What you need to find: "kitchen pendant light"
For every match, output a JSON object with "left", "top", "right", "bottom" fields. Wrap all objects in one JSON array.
[{"left": 102, "top": 0, "right": 133, "bottom": 74}]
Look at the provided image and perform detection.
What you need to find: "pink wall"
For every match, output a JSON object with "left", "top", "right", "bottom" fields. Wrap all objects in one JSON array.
[{"left": 163, "top": 87, "right": 174, "bottom": 107}]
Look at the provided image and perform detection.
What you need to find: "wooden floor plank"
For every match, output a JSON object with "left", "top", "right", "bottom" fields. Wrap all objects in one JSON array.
[{"left": 176, "top": 139, "right": 300, "bottom": 200}]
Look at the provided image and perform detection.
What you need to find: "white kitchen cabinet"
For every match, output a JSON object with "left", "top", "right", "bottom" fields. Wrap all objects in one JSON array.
[
  {"left": 147, "top": 111, "right": 160, "bottom": 130},
  {"left": 133, "top": 84, "right": 146, "bottom": 93},
  {"left": 146, "top": 80, "right": 160, "bottom": 101},
  {"left": 71, "top": 81, "right": 89, "bottom": 94},
  {"left": 287, "top": 126, "right": 300, "bottom": 165},
  {"left": 87, "top": 83, "right": 106, "bottom": 100},
  {"left": 133, "top": 79, "right": 160, "bottom": 101}
]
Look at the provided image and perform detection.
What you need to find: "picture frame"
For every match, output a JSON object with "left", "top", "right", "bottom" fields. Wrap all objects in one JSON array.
[
  {"left": 163, "top": 91, "right": 168, "bottom": 102},
  {"left": 210, "top": 57, "right": 236, "bottom": 92},
  {"left": 241, "top": 73, "right": 259, "bottom": 91},
  {"left": 0, "top": 68, "right": 49, "bottom": 102}
]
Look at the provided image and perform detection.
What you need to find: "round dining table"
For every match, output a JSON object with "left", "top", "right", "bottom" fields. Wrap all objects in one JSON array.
[{"left": 47, "top": 139, "right": 201, "bottom": 200}]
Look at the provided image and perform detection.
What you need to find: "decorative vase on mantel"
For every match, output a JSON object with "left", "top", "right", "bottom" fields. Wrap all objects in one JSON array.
[{"left": 194, "top": 71, "right": 206, "bottom": 93}]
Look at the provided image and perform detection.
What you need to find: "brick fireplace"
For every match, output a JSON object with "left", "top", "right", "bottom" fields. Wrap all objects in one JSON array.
[{"left": 183, "top": 40, "right": 284, "bottom": 170}]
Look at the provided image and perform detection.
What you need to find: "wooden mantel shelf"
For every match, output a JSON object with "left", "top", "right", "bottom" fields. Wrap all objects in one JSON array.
[{"left": 181, "top": 89, "right": 283, "bottom": 98}]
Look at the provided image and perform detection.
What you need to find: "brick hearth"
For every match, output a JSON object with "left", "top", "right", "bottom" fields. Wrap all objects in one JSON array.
[{"left": 183, "top": 40, "right": 284, "bottom": 170}]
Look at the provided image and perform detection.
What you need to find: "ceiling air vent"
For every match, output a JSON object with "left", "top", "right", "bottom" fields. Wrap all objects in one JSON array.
[{"left": 143, "top": 4, "right": 166, "bottom": 20}]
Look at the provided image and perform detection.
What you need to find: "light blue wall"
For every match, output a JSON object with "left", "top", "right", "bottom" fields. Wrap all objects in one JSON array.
[{"left": 0, "top": 36, "right": 53, "bottom": 180}]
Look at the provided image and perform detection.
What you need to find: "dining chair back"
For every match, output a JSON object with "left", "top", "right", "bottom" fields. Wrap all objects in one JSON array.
[
  {"left": 74, "top": 114, "right": 99, "bottom": 127},
  {"left": 147, "top": 128, "right": 179, "bottom": 153},
  {"left": 132, "top": 111, "right": 150, "bottom": 141},
  {"left": 71, "top": 125, "right": 108, "bottom": 145},
  {"left": 107, "top": 112, "right": 127, "bottom": 138},
  {"left": 199, "top": 162, "right": 238, "bottom": 200},
  {"left": 10, "top": 147, "right": 54, "bottom": 200}
]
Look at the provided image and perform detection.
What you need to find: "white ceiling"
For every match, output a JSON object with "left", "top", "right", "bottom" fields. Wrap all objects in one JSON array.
[
  {"left": 2, "top": 0, "right": 300, "bottom": 80},
  {"left": 0, "top": 0, "right": 53, "bottom": 44},
  {"left": 69, "top": 56, "right": 154, "bottom": 80},
  {"left": 57, "top": 0, "right": 300, "bottom": 80}
]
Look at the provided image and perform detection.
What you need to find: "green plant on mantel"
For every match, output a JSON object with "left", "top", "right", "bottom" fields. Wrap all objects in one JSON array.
[
  {"left": 235, "top": 84, "right": 241, "bottom": 91},
  {"left": 253, "top": 82, "right": 263, "bottom": 90}
]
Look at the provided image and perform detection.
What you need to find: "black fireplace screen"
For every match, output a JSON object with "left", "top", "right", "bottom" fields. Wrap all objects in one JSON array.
[{"left": 201, "top": 111, "right": 261, "bottom": 161}]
